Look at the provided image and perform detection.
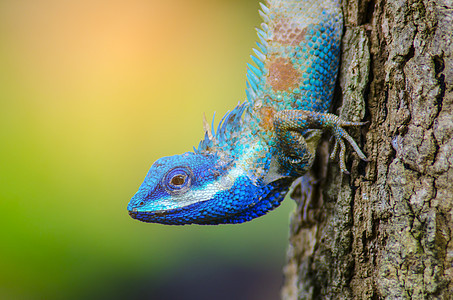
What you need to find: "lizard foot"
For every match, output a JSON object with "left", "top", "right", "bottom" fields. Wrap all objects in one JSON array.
[
  {"left": 328, "top": 119, "right": 368, "bottom": 174},
  {"left": 274, "top": 110, "right": 367, "bottom": 175}
]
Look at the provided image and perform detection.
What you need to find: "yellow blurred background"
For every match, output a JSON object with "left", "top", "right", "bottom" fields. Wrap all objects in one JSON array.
[{"left": 0, "top": 0, "right": 295, "bottom": 299}]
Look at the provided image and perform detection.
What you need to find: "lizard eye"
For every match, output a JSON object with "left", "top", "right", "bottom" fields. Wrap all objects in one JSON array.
[
  {"left": 170, "top": 174, "right": 186, "bottom": 186},
  {"left": 163, "top": 167, "right": 192, "bottom": 195}
]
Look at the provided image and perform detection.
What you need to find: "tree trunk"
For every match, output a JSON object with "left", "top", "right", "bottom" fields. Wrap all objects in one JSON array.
[{"left": 281, "top": 0, "right": 453, "bottom": 299}]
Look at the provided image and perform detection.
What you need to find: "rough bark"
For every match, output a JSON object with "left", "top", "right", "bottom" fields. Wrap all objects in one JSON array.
[{"left": 281, "top": 0, "right": 453, "bottom": 299}]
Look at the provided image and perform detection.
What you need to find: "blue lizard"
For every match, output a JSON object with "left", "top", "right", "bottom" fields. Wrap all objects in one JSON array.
[{"left": 127, "top": 0, "right": 366, "bottom": 225}]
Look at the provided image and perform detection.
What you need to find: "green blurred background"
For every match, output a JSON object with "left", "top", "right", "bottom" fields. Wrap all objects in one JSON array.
[{"left": 0, "top": 0, "right": 295, "bottom": 299}]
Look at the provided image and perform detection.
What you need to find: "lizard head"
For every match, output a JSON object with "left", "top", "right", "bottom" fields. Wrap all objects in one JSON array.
[{"left": 127, "top": 151, "right": 242, "bottom": 225}]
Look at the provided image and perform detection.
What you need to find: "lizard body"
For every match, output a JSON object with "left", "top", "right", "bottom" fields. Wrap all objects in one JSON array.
[{"left": 127, "top": 0, "right": 366, "bottom": 225}]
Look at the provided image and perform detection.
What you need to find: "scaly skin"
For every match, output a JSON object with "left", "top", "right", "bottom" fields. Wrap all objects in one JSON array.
[{"left": 127, "top": 0, "right": 366, "bottom": 225}]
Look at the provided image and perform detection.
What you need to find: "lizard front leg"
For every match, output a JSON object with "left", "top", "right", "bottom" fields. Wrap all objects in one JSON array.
[{"left": 274, "top": 110, "right": 367, "bottom": 175}]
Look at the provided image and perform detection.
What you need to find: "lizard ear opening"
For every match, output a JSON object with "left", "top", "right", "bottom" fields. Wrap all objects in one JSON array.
[{"left": 263, "top": 156, "right": 291, "bottom": 185}]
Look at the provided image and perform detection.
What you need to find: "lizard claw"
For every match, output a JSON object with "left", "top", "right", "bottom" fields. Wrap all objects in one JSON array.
[
  {"left": 331, "top": 123, "right": 368, "bottom": 174},
  {"left": 330, "top": 139, "right": 339, "bottom": 160},
  {"left": 338, "top": 120, "right": 369, "bottom": 127},
  {"left": 338, "top": 139, "right": 349, "bottom": 174}
]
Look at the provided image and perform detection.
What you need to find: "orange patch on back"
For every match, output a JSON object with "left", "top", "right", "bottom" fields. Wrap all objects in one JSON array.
[
  {"left": 259, "top": 106, "right": 276, "bottom": 131},
  {"left": 266, "top": 57, "right": 300, "bottom": 92},
  {"left": 274, "top": 18, "right": 307, "bottom": 45}
]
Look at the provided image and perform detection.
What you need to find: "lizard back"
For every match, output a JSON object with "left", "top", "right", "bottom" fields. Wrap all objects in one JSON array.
[{"left": 247, "top": 0, "right": 342, "bottom": 115}]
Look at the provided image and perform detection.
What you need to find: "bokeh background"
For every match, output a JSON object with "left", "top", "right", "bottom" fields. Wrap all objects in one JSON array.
[{"left": 0, "top": 0, "right": 295, "bottom": 299}]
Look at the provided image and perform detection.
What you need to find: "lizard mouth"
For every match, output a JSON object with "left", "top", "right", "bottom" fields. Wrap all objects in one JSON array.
[
  {"left": 128, "top": 208, "right": 169, "bottom": 217},
  {"left": 128, "top": 209, "right": 166, "bottom": 223},
  {"left": 128, "top": 206, "right": 189, "bottom": 223},
  {"left": 127, "top": 200, "right": 216, "bottom": 225}
]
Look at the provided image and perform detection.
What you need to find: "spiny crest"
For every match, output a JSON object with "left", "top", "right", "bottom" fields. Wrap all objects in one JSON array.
[
  {"left": 246, "top": 2, "right": 269, "bottom": 103},
  {"left": 195, "top": 2, "right": 270, "bottom": 155},
  {"left": 194, "top": 102, "right": 248, "bottom": 154}
]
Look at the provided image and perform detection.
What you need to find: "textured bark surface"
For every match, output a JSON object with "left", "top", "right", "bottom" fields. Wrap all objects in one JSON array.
[{"left": 282, "top": 0, "right": 453, "bottom": 299}]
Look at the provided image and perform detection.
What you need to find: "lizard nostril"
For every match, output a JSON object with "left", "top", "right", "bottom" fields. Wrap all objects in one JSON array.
[{"left": 139, "top": 201, "right": 144, "bottom": 206}]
